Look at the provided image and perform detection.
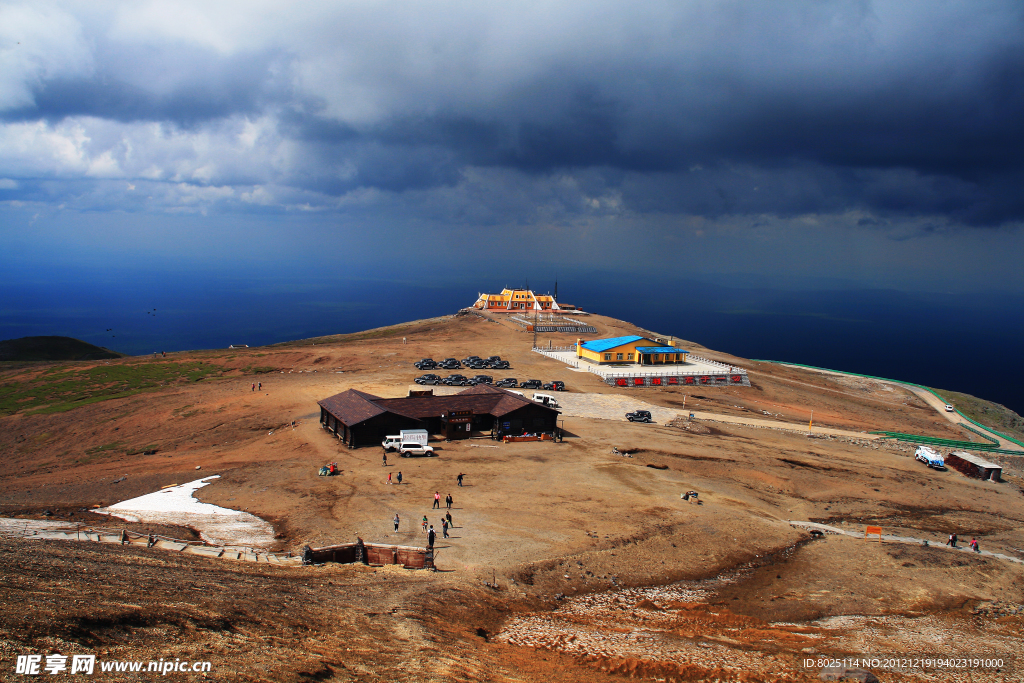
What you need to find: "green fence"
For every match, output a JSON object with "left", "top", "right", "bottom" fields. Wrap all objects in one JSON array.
[
  {"left": 867, "top": 431, "right": 1020, "bottom": 455},
  {"left": 751, "top": 360, "right": 1024, "bottom": 451}
]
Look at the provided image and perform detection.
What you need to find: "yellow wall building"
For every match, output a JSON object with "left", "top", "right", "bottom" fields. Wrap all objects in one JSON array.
[
  {"left": 473, "top": 288, "right": 567, "bottom": 313},
  {"left": 576, "top": 335, "right": 689, "bottom": 365}
]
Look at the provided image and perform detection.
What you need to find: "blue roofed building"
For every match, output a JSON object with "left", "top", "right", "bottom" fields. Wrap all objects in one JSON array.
[{"left": 576, "top": 335, "right": 689, "bottom": 365}]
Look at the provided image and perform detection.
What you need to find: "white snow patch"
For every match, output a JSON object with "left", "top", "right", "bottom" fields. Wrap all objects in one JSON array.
[{"left": 94, "top": 475, "right": 275, "bottom": 549}]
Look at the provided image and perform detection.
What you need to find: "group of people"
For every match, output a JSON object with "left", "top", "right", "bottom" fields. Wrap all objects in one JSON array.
[
  {"left": 390, "top": 474, "right": 465, "bottom": 549},
  {"left": 432, "top": 491, "right": 454, "bottom": 509},
  {"left": 947, "top": 532, "right": 981, "bottom": 553},
  {"left": 386, "top": 471, "right": 403, "bottom": 485}
]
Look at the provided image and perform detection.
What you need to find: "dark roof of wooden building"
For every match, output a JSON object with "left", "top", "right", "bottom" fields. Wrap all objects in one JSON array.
[
  {"left": 318, "top": 384, "right": 557, "bottom": 427},
  {"left": 317, "top": 389, "right": 388, "bottom": 426}
]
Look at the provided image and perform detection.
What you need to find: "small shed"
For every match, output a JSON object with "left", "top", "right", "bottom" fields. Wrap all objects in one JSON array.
[{"left": 947, "top": 451, "right": 1002, "bottom": 481}]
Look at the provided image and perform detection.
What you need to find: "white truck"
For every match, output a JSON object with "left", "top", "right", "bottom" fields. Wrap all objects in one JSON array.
[
  {"left": 382, "top": 429, "right": 429, "bottom": 452},
  {"left": 532, "top": 392, "right": 560, "bottom": 408},
  {"left": 915, "top": 446, "right": 945, "bottom": 469}
]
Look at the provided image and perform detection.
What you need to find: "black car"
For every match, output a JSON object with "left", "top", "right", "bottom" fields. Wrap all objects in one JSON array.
[
  {"left": 625, "top": 410, "right": 653, "bottom": 423},
  {"left": 542, "top": 380, "right": 565, "bottom": 391},
  {"left": 415, "top": 374, "right": 441, "bottom": 385},
  {"left": 519, "top": 379, "right": 542, "bottom": 389},
  {"left": 472, "top": 375, "right": 493, "bottom": 385},
  {"left": 486, "top": 355, "right": 502, "bottom": 363},
  {"left": 414, "top": 358, "right": 437, "bottom": 370},
  {"left": 437, "top": 358, "right": 461, "bottom": 369},
  {"left": 466, "top": 360, "right": 489, "bottom": 370},
  {"left": 442, "top": 374, "right": 469, "bottom": 386},
  {"left": 495, "top": 378, "right": 518, "bottom": 388},
  {"left": 461, "top": 355, "right": 482, "bottom": 365},
  {"left": 490, "top": 360, "right": 510, "bottom": 369}
]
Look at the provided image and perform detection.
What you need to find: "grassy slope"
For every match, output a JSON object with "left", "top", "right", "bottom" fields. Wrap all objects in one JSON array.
[
  {"left": 0, "top": 359, "right": 225, "bottom": 416},
  {"left": 935, "top": 388, "right": 1024, "bottom": 444}
]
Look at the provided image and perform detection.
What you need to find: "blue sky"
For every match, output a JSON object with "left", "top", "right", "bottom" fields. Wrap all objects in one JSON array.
[{"left": 2, "top": 1, "right": 1024, "bottom": 295}]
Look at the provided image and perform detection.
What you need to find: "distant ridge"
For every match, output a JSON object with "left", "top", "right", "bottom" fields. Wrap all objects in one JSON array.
[{"left": 0, "top": 336, "right": 126, "bottom": 362}]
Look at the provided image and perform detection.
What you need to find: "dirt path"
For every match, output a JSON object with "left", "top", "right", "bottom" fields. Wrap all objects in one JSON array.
[
  {"left": 776, "top": 363, "right": 1024, "bottom": 452},
  {"left": 789, "top": 520, "right": 1024, "bottom": 565},
  {"left": 554, "top": 392, "right": 881, "bottom": 440}
]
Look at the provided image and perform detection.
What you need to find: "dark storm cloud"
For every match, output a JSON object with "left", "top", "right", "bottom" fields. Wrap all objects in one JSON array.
[
  {"left": 3, "top": 1, "right": 1024, "bottom": 226},
  {"left": 3, "top": 46, "right": 286, "bottom": 127}
]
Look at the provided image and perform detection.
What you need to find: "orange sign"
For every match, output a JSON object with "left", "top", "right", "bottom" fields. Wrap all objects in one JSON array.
[{"left": 865, "top": 525, "right": 883, "bottom": 541}]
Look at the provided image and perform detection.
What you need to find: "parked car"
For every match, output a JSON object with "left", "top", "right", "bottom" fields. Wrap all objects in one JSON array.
[
  {"left": 625, "top": 409, "right": 653, "bottom": 423},
  {"left": 472, "top": 375, "right": 493, "bottom": 385},
  {"left": 466, "top": 360, "right": 489, "bottom": 370},
  {"left": 490, "top": 360, "right": 510, "bottom": 369},
  {"left": 495, "top": 378, "right": 518, "bottom": 388},
  {"left": 442, "top": 374, "right": 469, "bottom": 386},
  {"left": 542, "top": 380, "right": 565, "bottom": 391},
  {"left": 399, "top": 442, "right": 436, "bottom": 457},
  {"left": 486, "top": 356, "right": 502, "bottom": 363},
  {"left": 461, "top": 355, "right": 482, "bottom": 365},
  {"left": 414, "top": 374, "right": 441, "bottom": 385},
  {"left": 520, "top": 379, "right": 542, "bottom": 389},
  {"left": 437, "top": 358, "right": 461, "bottom": 369},
  {"left": 533, "top": 392, "right": 559, "bottom": 408},
  {"left": 414, "top": 358, "right": 437, "bottom": 370}
]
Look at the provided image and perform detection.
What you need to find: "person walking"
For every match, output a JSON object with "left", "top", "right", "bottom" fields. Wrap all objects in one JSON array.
[
  {"left": 396, "top": 471, "right": 403, "bottom": 485},
  {"left": 457, "top": 473, "right": 464, "bottom": 487},
  {"left": 433, "top": 491, "right": 441, "bottom": 509},
  {"left": 393, "top": 513, "right": 400, "bottom": 532},
  {"left": 445, "top": 493, "right": 453, "bottom": 510},
  {"left": 382, "top": 452, "right": 387, "bottom": 467},
  {"left": 445, "top": 511, "right": 452, "bottom": 528},
  {"left": 427, "top": 526, "right": 436, "bottom": 547},
  {"left": 421, "top": 515, "right": 428, "bottom": 533},
  {"left": 387, "top": 472, "right": 392, "bottom": 485},
  {"left": 971, "top": 538, "right": 980, "bottom": 553},
  {"left": 258, "top": 381, "right": 262, "bottom": 391},
  {"left": 947, "top": 533, "right": 958, "bottom": 548},
  {"left": 442, "top": 518, "right": 449, "bottom": 539},
  {"left": 251, "top": 382, "right": 256, "bottom": 392}
]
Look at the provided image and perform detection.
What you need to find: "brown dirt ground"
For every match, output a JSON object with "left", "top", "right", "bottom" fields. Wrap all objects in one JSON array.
[{"left": 1, "top": 311, "right": 1022, "bottom": 681}]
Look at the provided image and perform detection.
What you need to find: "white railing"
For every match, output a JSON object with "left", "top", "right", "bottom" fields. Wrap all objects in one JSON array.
[
  {"left": 686, "top": 353, "right": 737, "bottom": 372},
  {"left": 531, "top": 347, "right": 581, "bottom": 367}
]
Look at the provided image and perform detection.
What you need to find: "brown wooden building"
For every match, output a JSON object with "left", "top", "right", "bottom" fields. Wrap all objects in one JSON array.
[{"left": 318, "top": 384, "right": 560, "bottom": 448}]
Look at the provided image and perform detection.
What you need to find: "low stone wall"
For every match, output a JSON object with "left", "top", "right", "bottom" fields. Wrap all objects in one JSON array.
[
  {"left": 308, "top": 540, "right": 433, "bottom": 569},
  {"left": 603, "top": 372, "right": 750, "bottom": 388}
]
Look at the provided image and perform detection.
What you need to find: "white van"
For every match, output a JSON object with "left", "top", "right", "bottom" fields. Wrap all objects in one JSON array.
[
  {"left": 532, "top": 392, "right": 559, "bottom": 408},
  {"left": 382, "top": 429, "right": 429, "bottom": 451}
]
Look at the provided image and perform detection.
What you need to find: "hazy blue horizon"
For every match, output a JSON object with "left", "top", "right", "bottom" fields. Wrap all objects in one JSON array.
[{"left": 3, "top": 269, "right": 1021, "bottom": 416}]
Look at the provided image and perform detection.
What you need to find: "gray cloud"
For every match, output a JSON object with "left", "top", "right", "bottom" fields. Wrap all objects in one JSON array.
[{"left": 1, "top": 0, "right": 1023, "bottom": 227}]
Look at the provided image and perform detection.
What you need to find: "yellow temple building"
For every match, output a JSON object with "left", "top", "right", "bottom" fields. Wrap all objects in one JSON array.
[{"left": 472, "top": 288, "right": 575, "bottom": 313}]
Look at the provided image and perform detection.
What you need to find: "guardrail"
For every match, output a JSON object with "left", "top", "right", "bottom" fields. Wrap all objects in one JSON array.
[
  {"left": 869, "top": 431, "right": 1021, "bottom": 455},
  {"left": 0, "top": 520, "right": 298, "bottom": 564},
  {"left": 753, "top": 359, "right": 1024, "bottom": 450}
]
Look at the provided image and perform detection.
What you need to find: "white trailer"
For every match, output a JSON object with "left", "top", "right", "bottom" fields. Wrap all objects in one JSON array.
[{"left": 382, "top": 429, "right": 429, "bottom": 451}]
